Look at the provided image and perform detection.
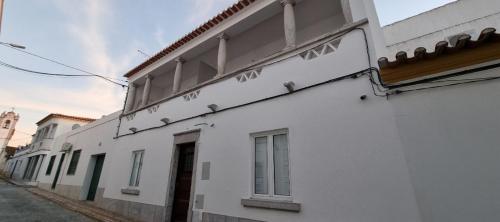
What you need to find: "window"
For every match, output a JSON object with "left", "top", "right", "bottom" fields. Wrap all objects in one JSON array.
[
  {"left": 3, "top": 120, "right": 11, "bottom": 128},
  {"left": 252, "top": 129, "right": 291, "bottom": 197},
  {"left": 46, "top": 156, "right": 57, "bottom": 174},
  {"left": 48, "top": 124, "right": 58, "bottom": 138},
  {"left": 129, "top": 150, "right": 144, "bottom": 187},
  {"left": 67, "top": 150, "right": 81, "bottom": 175}
]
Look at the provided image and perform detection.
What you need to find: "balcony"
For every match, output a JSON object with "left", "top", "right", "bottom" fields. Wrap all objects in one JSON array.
[
  {"left": 124, "top": 0, "right": 353, "bottom": 114},
  {"left": 118, "top": 21, "right": 370, "bottom": 137}
]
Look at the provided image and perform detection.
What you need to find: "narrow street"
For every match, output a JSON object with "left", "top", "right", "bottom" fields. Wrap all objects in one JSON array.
[{"left": 0, "top": 179, "right": 96, "bottom": 222}]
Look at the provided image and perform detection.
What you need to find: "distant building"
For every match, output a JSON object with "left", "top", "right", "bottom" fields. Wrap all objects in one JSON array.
[
  {"left": 3, "top": 114, "right": 95, "bottom": 184},
  {"left": 0, "top": 110, "right": 19, "bottom": 169}
]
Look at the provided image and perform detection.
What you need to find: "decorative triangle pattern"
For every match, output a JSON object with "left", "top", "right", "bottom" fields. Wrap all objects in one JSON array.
[
  {"left": 235, "top": 69, "right": 262, "bottom": 83},
  {"left": 183, "top": 90, "right": 201, "bottom": 102},
  {"left": 300, "top": 38, "right": 342, "bottom": 61}
]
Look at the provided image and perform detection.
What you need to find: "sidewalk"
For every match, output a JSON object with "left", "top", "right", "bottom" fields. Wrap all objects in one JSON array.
[{"left": 0, "top": 175, "right": 137, "bottom": 222}]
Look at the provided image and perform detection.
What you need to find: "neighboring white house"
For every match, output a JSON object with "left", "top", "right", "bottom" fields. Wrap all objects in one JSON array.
[
  {"left": 4, "top": 114, "right": 95, "bottom": 185},
  {"left": 28, "top": 0, "right": 500, "bottom": 222},
  {"left": 382, "top": 0, "right": 500, "bottom": 59}
]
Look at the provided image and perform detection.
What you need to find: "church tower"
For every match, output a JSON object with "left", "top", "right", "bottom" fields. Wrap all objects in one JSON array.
[{"left": 0, "top": 110, "right": 19, "bottom": 169}]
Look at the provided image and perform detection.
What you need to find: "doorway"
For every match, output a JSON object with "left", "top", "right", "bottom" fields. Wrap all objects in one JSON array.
[
  {"left": 170, "top": 143, "right": 195, "bottom": 222},
  {"left": 87, "top": 154, "right": 105, "bottom": 201},
  {"left": 51, "top": 153, "right": 66, "bottom": 189}
]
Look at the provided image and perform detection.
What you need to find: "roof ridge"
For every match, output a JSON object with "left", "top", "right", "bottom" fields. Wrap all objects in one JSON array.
[{"left": 124, "top": 0, "right": 257, "bottom": 78}]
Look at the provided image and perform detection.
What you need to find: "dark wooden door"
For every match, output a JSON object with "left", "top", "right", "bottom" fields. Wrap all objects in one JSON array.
[
  {"left": 51, "top": 153, "right": 65, "bottom": 189},
  {"left": 87, "top": 154, "right": 105, "bottom": 201},
  {"left": 171, "top": 143, "right": 195, "bottom": 222}
]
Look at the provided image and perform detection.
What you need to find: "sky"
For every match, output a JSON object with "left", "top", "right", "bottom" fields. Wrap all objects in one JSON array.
[{"left": 0, "top": 0, "right": 455, "bottom": 146}]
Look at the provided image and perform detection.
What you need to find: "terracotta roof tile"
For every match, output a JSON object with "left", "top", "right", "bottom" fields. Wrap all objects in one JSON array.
[
  {"left": 124, "top": 0, "right": 257, "bottom": 78},
  {"left": 36, "top": 114, "right": 96, "bottom": 126},
  {"left": 378, "top": 28, "right": 500, "bottom": 69}
]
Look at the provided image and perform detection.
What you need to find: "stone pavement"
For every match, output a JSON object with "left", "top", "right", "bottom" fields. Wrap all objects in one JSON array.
[
  {"left": 0, "top": 179, "right": 95, "bottom": 222},
  {"left": 27, "top": 186, "right": 137, "bottom": 222}
]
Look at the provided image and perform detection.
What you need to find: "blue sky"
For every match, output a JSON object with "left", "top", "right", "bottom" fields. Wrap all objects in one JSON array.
[{"left": 0, "top": 0, "right": 455, "bottom": 145}]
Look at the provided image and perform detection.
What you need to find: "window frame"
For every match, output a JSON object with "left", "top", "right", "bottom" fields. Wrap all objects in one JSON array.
[
  {"left": 66, "top": 150, "right": 81, "bottom": 175},
  {"left": 250, "top": 129, "right": 292, "bottom": 201},
  {"left": 46, "top": 155, "right": 56, "bottom": 175},
  {"left": 128, "top": 150, "right": 145, "bottom": 188}
]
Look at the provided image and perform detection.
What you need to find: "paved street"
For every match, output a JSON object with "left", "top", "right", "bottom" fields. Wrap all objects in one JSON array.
[{"left": 0, "top": 179, "right": 96, "bottom": 222}]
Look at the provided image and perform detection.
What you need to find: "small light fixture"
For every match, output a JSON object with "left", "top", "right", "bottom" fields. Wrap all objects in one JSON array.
[
  {"left": 207, "top": 104, "right": 218, "bottom": 112},
  {"left": 360, "top": 95, "right": 367, "bottom": 100},
  {"left": 160, "top": 118, "right": 170, "bottom": 125},
  {"left": 283, "top": 81, "right": 295, "bottom": 92},
  {"left": 129, "top": 127, "right": 138, "bottom": 133}
]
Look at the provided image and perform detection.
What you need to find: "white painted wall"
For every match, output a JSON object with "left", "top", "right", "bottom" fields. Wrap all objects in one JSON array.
[
  {"left": 382, "top": 0, "right": 500, "bottom": 58},
  {"left": 37, "top": 112, "right": 120, "bottom": 193},
  {"left": 388, "top": 65, "right": 500, "bottom": 222},
  {"left": 109, "top": 27, "right": 422, "bottom": 222}
]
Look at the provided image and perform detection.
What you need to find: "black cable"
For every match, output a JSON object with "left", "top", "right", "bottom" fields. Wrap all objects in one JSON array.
[
  {"left": 115, "top": 69, "right": 370, "bottom": 138},
  {"left": 0, "top": 59, "right": 127, "bottom": 87},
  {"left": 353, "top": 28, "right": 389, "bottom": 97},
  {"left": 394, "top": 76, "right": 500, "bottom": 94},
  {"left": 0, "top": 42, "right": 128, "bottom": 83}
]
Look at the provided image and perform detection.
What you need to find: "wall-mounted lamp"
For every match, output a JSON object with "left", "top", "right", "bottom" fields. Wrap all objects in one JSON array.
[
  {"left": 129, "top": 127, "right": 138, "bottom": 133},
  {"left": 207, "top": 104, "right": 218, "bottom": 112},
  {"left": 360, "top": 95, "right": 367, "bottom": 101},
  {"left": 160, "top": 118, "right": 170, "bottom": 125},
  {"left": 283, "top": 81, "right": 295, "bottom": 92}
]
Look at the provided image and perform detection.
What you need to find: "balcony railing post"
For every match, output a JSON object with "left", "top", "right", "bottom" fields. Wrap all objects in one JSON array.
[
  {"left": 173, "top": 57, "right": 185, "bottom": 94},
  {"left": 141, "top": 75, "right": 154, "bottom": 107},
  {"left": 217, "top": 33, "right": 229, "bottom": 76},
  {"left": 341, "top": 0, "right": 353, "bottom": 23},
  {"left": 281, "top": 0, "right": 296, "bottom": 50},
  {"left": 125, "top": 83, "right": 137, "bottom": 112}
]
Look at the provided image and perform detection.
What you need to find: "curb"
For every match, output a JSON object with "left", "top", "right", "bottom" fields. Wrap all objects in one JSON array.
[
  {"left": 26, "top": 188, "right": 137, "bottom": 222},
  {"left": 0, "top": 176, "right": 36, "bottom": 188}
]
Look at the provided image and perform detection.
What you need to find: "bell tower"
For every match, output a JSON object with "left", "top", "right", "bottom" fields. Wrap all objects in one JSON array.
[{"left": 0, "top": 109, "right": 20, "bottom": 169}]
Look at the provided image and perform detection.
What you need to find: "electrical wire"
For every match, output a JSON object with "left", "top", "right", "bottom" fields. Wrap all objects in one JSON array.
[
  {"left": 0, "top": 59, "right": 127, "bottom": 87},
  {"left": 0, "top": 42, "right": 128, "bottom": 85}
]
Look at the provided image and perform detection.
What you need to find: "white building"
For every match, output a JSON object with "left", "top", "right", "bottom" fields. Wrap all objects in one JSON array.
[
  {"left": 4, "top": 114, "right": 95, "bottom": 185},
  {"left": 0, "top": 110, "right": 19, "bottom": 170},
  {"left": 30, "top": 0, "right": 500, "bottom": 222}
]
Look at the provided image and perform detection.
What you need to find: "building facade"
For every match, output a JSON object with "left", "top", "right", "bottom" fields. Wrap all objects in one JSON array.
[
  {"left": 26, "top": 0, "right": 500, "bottom": 222},
  {"left": 0, "top": 110, "right": 19, "bottom": 170},
  {"left": 4, "top": 114, "right": 95, "bottom": 185}
]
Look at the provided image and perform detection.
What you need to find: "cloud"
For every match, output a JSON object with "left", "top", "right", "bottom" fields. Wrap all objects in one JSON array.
[
  {"left": 155, "top": 27, "right": 168, "bottom": 47},
  {"left": 187, "top": 0, "right": 237, "bottom": 26},
  {"left": 49, "top": 0, "right": 135, "bottom": 115}
]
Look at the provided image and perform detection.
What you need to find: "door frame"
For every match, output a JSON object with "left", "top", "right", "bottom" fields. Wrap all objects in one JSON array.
[
  {"left": 52, "top": 153, "right": 66, "bottom": 190},
  {"left": 165, "top": 129, "right": 200, "bottom": 222},
  {"left": 81, "top": 153, "right": 106, "bottom": 200}
]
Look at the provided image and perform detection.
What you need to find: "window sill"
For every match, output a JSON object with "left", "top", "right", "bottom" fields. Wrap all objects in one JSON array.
[
  {"left": 241, "top": 198, "right": 301, "bottom": 212},
  {"left": 121, "top": 188, "right": 140, "bottom": 196}
]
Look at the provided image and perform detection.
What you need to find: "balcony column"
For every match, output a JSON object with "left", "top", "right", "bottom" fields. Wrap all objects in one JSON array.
[
  {"left": 341, "top": 0, "right": 353, "bottom": 23},
  {"left": 125, "top": 83, "right": 137, "bottom": 112},
  {"left": 281, "top": 0, "right": 296, "bottom": 49},
  {"left": 217, "top": 33, "right": 229, "bottom": 76},
  {"left": 172, "top": 57, "right": 185, "bottom": 94},
  {"left": 140, "top": 75, "right": 153, "bottom": 107}
]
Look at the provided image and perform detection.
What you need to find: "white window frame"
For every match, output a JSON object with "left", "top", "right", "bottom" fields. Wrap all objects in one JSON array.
[
  {"left": 128, "top": 150, "right": 144, "bottom": 188},
  {"left": 250, "top": 129, "right": 292, "bottom": 201}
]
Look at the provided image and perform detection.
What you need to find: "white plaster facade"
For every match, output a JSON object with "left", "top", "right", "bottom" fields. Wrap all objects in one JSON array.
[
  {"left": 0, "top": 111, "right": 19, "bottom": 169},
  {"left": 4, "top": 115, "right": 94, "bottom": 184},
  {"left": 25, "top": 0, "right": 500, "bottom": 221},
  {"left": 382, "top": 0, "right": 500, "bottom": 59}
]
